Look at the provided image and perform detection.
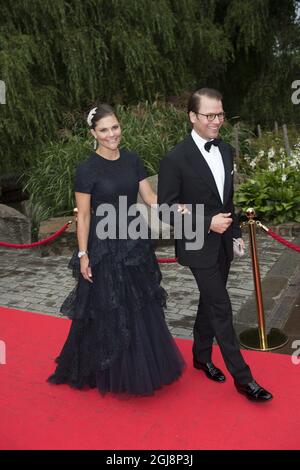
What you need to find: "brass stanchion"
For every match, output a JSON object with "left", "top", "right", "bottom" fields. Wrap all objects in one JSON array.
[{"left": 239, "top": 208, "right": 288, "bottom": 351}]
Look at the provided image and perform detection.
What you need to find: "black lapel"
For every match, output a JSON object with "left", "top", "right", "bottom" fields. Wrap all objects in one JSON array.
[
  {"left": 219, "top": 141, "right": 233, "bottom": 204},
  {"left": 184, "top": 135, "right": 222, "bottom": 202}
]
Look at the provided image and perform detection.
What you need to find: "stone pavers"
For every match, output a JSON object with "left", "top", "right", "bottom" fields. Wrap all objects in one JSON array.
[
  {"left": 0, "top": 231, "right": 294, "bottom": 341},
  {"left": 156, "top": 232, "right": 293, "bottom": 338}
]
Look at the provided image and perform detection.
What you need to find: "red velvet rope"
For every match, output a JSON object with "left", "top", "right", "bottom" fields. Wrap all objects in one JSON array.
[
  {"left": 157, "top": 257, "right": 178, "bottom": 263},
  {"left": 264, "top": 228, "right": 300, "bottom": 253},
  {"left": 0, "top": 221, "right": 179, "bottom": 262},
  {"left": 2, "top": 218, "right": 298, "bottom": 261},
  {"left": 0, "top": 222, "right": 72, "bottom": 248}
]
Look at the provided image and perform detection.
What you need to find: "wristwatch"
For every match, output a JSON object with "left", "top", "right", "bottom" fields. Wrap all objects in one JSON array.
[{"left": 78, "top": 250, "right": 88, "bottom": 258}]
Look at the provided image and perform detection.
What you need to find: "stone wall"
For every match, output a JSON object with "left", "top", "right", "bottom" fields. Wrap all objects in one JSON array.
[{"left": 0, "top": 204, "right": 31, "bottom": 244}]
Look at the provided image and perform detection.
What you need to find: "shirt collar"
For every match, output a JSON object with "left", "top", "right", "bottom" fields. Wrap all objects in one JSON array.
[{"left": 191, "top": 129, "right": 211, "bottom": 149}]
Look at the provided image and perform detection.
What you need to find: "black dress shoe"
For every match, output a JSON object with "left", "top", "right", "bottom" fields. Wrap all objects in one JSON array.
[
  {"left": 235, "top": 380, "right": 273, "bottom": 402},
  {"left": 193, "top": 360, "right": 226, "bottom": 382}
]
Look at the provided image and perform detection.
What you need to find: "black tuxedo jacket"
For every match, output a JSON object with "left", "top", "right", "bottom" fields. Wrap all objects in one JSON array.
[{"left": 157, "top": 135, "right": 241, "bottom": 268}]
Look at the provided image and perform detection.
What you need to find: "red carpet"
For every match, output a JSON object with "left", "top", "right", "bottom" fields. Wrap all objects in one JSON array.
[{"left": 0, "top": 306, "right": 299, "bottom": 450}]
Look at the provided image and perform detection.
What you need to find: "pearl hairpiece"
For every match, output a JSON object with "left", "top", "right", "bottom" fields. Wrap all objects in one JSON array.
[{"left": 87, "top": 107, "right": 97, "bottom": 127}]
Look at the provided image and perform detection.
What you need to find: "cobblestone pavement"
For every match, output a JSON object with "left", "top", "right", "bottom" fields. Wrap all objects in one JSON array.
[{"left": 0, "top": 232, "right": 292, "bottom": 339}]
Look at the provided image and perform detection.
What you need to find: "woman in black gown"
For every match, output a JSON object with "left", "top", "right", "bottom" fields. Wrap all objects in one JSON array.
[{"left": 47, "top": 104, "right": 185, "bottom": 396}]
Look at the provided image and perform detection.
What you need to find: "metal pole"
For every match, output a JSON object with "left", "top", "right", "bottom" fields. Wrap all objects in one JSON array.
[
  {"left": 239, "top": 208, "right": 289, "bottom": 351},
  {"left": 247, "top": 210, "right": 268, "bottom": 349},
  {"left": 234, "top": 123, "right": 240, "bottom": 159},
  {"left": 257, "top": 124, "right": 262, "bottom": 138},
  {"left": 282, "top": 124, "right": 291, "bottom": 156}
]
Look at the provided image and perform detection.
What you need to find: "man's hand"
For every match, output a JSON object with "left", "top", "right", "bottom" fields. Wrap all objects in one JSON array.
[
  {"left": 235, "top": 237, "right": 245, "bottom": 251},
  {"left": 210, "top": 213, "right": 233, "bottom": 234}
]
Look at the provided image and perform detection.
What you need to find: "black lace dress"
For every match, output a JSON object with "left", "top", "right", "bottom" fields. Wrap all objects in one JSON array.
[{"left": 47, "top": 149, "right": 185, "bottom": 395}]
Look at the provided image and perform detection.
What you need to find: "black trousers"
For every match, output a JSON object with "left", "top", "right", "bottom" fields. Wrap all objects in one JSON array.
[{"left": 190, "top": 242, "right": 253, "bottom": 384}]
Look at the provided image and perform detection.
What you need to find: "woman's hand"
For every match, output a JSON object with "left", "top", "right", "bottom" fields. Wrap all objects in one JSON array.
[{"left": 80, "top": 256, "right": 93, "bottom": 283}]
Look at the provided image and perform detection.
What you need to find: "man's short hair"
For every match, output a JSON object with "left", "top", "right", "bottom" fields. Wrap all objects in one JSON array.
[{"left": 187, "top": 88, "right": 223, "bottom": 114}]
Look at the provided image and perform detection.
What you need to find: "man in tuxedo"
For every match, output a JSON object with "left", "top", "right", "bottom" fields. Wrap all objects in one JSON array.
[{"left": 158, "top": 88, "right": 272, "bottom": 401}]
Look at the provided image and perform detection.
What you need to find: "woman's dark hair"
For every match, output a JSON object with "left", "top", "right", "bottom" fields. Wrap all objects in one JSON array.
[
  {"left": 187, "top": 88, "right": 223, "bottom": 114},
  {"left": 87, "top": 103, "right": 118, "bottom": 129}
]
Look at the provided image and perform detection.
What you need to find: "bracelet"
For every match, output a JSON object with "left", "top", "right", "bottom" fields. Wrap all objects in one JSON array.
[{"left": 78, "top": 250, "right": 88, "bottom": 258}]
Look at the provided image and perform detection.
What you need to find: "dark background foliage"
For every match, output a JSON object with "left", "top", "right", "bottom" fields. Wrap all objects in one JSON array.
[{"left": 0, "top": 0, "right": 299, "bottom": 173}]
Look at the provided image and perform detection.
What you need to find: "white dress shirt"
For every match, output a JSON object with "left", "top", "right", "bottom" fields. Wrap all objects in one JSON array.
[{"left": 191, "top": 129, "right": 225, "bottom": 203}]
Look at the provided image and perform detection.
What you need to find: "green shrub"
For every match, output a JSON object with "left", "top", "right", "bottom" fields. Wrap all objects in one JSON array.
[
  {"left": 236, "top": 126, "right": 300, "bottom": 175},
  {"left": 235, "top": 144, "right": 300, "bottom": 224},
  {"left": 23, "top": 102, "right": 190, "bottom": 224},
  {"left": 117, "top": 102, "right": 188, "bottom": 174},
  {"left": 22, "top": 102, "right": 262, "bottom": 226},
  {"left": 23, "top": 136, "right": 91, "bottom": 222}
]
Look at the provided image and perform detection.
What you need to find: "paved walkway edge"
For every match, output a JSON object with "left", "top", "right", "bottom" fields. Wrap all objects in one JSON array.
[{"left": 234, "top": 235, "right": 300, "bottom": 336}]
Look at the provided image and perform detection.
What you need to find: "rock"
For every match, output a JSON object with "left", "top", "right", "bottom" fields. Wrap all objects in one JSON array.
[{"left": 0, "top": 204, "right": 31, "bottom": 244}]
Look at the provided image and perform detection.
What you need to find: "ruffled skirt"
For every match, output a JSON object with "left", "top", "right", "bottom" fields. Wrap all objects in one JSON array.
[{"left": 47, "top": 238, "right": 185, "bottom": 396}]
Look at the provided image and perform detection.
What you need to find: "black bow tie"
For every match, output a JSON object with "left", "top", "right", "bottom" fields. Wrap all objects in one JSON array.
[{"left": 204, "top": 138, "right": 221, "bottom": 152}]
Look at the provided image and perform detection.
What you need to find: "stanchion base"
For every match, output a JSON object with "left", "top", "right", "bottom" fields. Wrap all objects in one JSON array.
[{"left": 239, "top": 327, "right": 289, "bottom": 351}]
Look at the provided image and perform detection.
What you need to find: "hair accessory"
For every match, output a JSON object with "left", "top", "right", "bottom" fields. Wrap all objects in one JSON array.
[{"left": 87, "top": 107, "right": 97, "bottom": 127}]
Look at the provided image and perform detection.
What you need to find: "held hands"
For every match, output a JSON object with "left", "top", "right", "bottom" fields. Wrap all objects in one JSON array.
[
  {"left": 177, "top": 204, "right": 191, "bottom": 215},
  {"left": 80, "top": 256, "right": 93, "bottom": 283},
  {"left": 210, "top": 213, "right": 233, "bottom": 234}
]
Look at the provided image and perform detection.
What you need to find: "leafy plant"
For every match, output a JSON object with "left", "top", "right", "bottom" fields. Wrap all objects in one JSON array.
[
  {"left": 1, "top": 0, "right": 299, "bottom": 174},
  {"left": 236, "top": 126, "right": 300, "bottom": 176},
  {"left": 23, "top": 136, "right": 91, "bottom": 223},
  {"left": 117, "top": 102, "right": 189, "bottom": 174},
  {"left": 22, "top": 102, "right": 189, "bottom": 224},
  {"left": 235, "top": 144, "right": 300, "bottom": 223}
]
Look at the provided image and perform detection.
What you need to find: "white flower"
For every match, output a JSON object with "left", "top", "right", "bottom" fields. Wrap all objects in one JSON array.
[
  {"left": 279, "top": 147, "right": 286, "bottom": 157},
  {"left": 268, "top": 162, "right": 277, "bottom": 172},
  {"left": 249, "top": 160, "right": 256, "bottom": 169},
  {"left": 289, "top": 151, "right": 300, "bottom": 167},
  {"left": 267, "top": 147, "right": 275, "bottom": 159},
  {"left": 289, "top": 159, "right": 299, "bottom": 168},
  {"left": 281, "top": 174, "right": 287, "bottom": 182},
  {"left": 87, "top": 107, "right": 97, "bottom": 127}
]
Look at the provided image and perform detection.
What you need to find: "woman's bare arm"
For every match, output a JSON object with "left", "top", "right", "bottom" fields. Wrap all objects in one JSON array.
[
  {"left": 138, "top": 178, "right": 157, "bottom": 206},
  {"left": 75, "top": 192, "right": 93, "bottom": 282}
]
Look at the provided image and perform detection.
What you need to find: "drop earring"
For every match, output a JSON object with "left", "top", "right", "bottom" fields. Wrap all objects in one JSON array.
[{"left": 93, "top": 139, "right": 97, "bottom": 150}]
